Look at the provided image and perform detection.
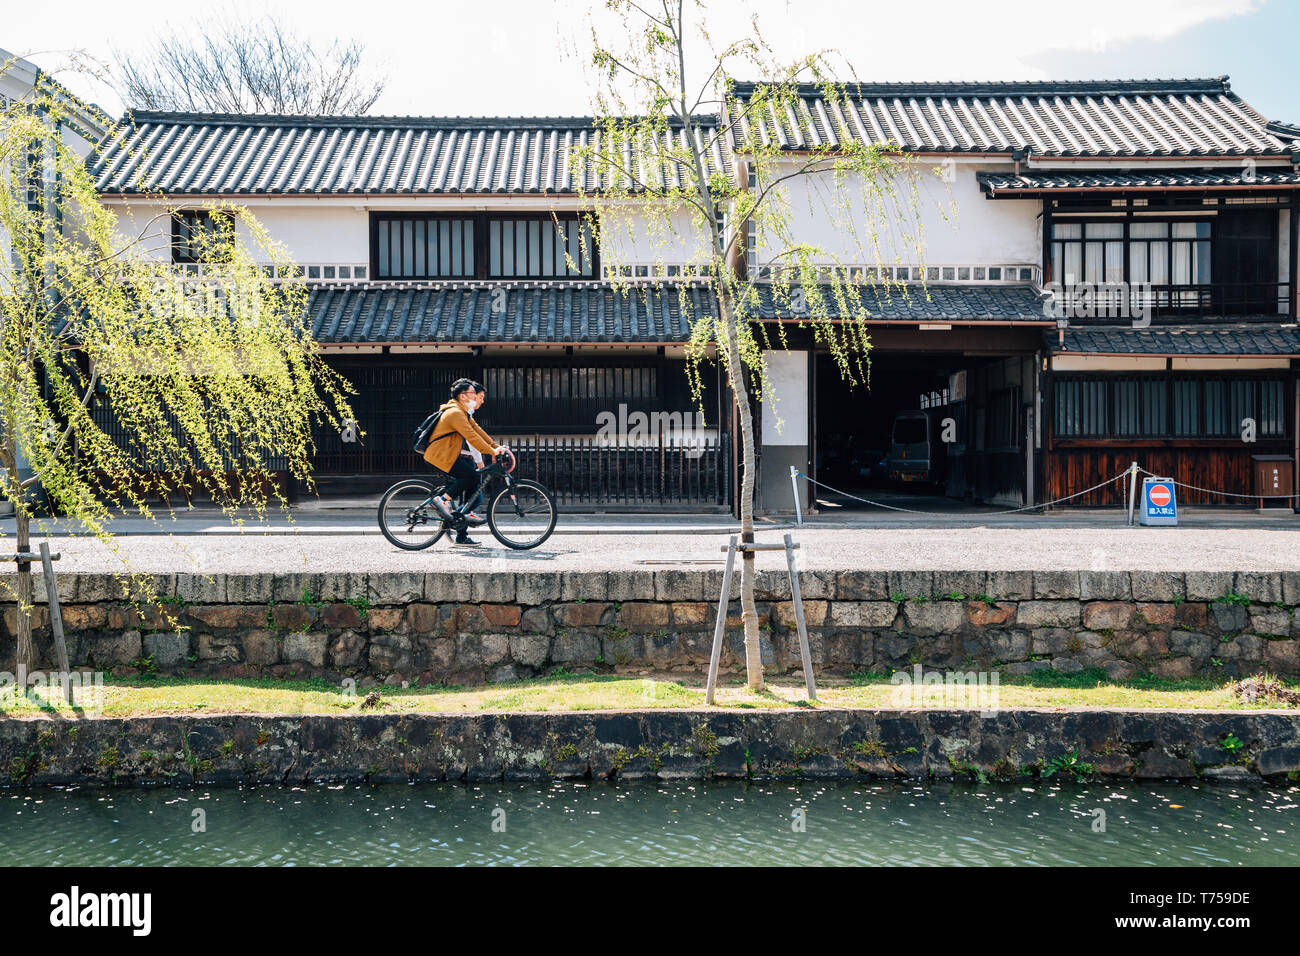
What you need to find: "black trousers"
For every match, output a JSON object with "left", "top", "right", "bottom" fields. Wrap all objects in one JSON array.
[{"left": 440, "top": 456, "right": 480, "bottom": 503}]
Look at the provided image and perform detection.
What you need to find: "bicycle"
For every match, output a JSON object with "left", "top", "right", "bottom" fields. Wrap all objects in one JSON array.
[{"left": 377, "top": 450, "right": 558, "bottom": 551}]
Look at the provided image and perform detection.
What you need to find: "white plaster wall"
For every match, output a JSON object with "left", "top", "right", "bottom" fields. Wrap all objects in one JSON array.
[
  {"left": 103, "top": 200, "right": 372, "bottom": 264},
  {"left": 1280, "top": 208, "right": 1291, "bottom": 308},
  {"left": 756, "top": 159, "right": 1040, "bottom": 268},
  {"left": 0, "top": 54, "right": 37, "bottom": 102},
  {"left": 761, "top": 350, "right": 808, "bottom": 445},
  {"left": 590, "top": 203, "right": 710, "bottom": 264},
  {"left": 102, "top": 198, "right": 709, "bottom": 268},
  {"left": 1051, "top": 356, "right": 1167, "bottom": 371},
  {"left": 238, "top": 204, "right": 371, "bottom": 262}
]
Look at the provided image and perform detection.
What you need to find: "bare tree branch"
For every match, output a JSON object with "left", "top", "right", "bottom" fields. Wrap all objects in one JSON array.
[{"left": 114, "top": 14, "right": 388, "bottom": 114}]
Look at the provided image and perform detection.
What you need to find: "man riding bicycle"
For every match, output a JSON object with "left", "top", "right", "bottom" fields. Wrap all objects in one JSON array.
[
  {"left": 423, "top": 378, "right": 507, "bottom": 546},
  {"left": 381, "top": 386, "right": 556, "bottom": 551}
]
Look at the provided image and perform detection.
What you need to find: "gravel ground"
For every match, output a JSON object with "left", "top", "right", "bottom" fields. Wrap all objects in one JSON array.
[{"left": 6, "top": 524, "right": 1299, "bottom": 573}]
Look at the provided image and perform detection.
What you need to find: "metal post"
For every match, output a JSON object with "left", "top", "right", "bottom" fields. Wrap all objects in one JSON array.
[
  {"left": 704, "top": 535, "right": 738, "bottom": 706},
  {"left": 38, "top": 542, "right": 72, "bottom": 705},
  {"left": 1127, "top": 461, "right": 1139, "bottom": 526},
  {"left": 783, "top": 533, "right": 816, "bottom": 701},
  {"left": 789, "top": 465, "right": 803, "bottom": 526}
]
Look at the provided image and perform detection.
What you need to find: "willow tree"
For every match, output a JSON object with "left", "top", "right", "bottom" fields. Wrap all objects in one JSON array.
[
  {"left": 1, "top": 63, "right": 354, "bottom": 676},
  {"left": 576, "top": 0, "right": 943, "bottom": 690}
]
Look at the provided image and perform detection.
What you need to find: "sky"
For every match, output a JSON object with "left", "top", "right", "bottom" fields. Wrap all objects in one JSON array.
[{"left": 6, "top": 0, "right": 1299, "bottom": 123}]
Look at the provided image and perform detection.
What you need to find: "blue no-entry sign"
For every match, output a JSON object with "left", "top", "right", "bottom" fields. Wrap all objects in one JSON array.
[{"left": 1140, "top": 477, "right": 1178, "bottom": 526}]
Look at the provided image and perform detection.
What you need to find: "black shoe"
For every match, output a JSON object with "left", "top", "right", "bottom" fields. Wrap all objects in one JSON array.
[{"left": 454, "top": 533, "right": 481, "bottom": 547}]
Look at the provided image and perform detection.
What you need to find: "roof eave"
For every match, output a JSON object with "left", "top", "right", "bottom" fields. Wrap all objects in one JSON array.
[
  {"left": 983, "top": 182, "right": 1300, "bottom": 197},
  {"left": 1055, "top": 350, "right": 1300, "bottom": 358}
]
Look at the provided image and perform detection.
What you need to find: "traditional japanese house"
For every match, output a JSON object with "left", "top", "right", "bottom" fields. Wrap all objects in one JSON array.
[{"left": 87, "top": 77, "right": 1300, "bottom": 514}]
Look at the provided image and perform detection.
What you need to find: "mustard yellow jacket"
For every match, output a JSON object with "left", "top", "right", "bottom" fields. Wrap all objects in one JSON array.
[{"left": 423, "top": 401, "right": 497, "bottom": 473}]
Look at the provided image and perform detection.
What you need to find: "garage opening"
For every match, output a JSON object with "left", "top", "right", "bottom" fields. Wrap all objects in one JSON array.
[{"left": 812, "top": 344, "right": 1040, "bottom": 511}]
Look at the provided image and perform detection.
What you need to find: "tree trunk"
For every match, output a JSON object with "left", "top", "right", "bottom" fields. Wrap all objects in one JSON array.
[
  {"left": 717, "top": 293, "right": 763, "bottom": 690},
  {"left": 3, "top": 429, "right": 35, "bottom": 675},
  {"left": 14, "top": 503, "right": 34, "bottom": 676}
]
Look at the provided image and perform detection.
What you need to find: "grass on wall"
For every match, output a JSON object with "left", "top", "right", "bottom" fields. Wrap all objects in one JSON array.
[{"left": 1, "top": 668, "right": 1297, "bottom": 717}]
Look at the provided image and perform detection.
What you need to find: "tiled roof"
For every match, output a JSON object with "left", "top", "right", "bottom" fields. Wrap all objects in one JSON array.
[
  {"left": 91, "top": 113, "right": 731, "bottom": 195},
  {"left": 306, "top": 282, "right": 716, "bottom": 343},
  {"left": 729, "top": 78, "right": 1296, "bottom": 157},
  {"left": 1054, "top": 324, "right": 1300, "bottom": 356},
  {"left": 305, "top": 281, "right": 1051, "bottom": 343},
  {"left": 754, "top": 283, "right": 1050, "bottom": 322},
  {"left": 979, "top": 168, "right": 1300, "bottom": 193}
]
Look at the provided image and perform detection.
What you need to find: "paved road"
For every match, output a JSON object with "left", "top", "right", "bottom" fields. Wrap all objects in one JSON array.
[{"left": 5, "top": 517, "right": 1298, "bottom": 572}]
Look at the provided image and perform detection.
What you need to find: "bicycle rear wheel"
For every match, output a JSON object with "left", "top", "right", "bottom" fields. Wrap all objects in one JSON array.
[
  {"left": 486, "top": 479, "right": 557, "bottom": 550},
  {"left": 378, "top": 479, "right": 449, "bottom": 550}
]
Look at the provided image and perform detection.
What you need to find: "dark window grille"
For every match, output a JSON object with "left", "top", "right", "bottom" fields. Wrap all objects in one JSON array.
[
  {"left": 1055, "top": 374, "right": 1286, "bottom": 439},
  {"left": 484, "top": 365, "right": 661, "bottom": 430},
  {"left": 374, "top": 216, "right": 475, "bottom": 279},
  {"left": 1054, "top": 378, "right": 1109, "bottom": 437},
  {"left": 172, "top": 210, "right": 234, "bottom": 264},
  {"left": 371, "top": 214, "right": 596, "bottom": 280},
  {"left": 985, "top": 387, "right": 1021, "bottom": 450}
]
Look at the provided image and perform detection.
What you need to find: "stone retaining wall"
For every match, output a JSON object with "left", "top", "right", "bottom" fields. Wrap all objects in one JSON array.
[
  {"left": 2, "top": 709, "right": 1297, "bottom": 787},
  {"left": 3, "top": 569, "right": 1299, "bottom": 683}
]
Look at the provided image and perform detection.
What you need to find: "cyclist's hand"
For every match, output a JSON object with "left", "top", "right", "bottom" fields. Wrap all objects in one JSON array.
[{"left": 494, "top": 445, "right": 508, "bottom": 456}]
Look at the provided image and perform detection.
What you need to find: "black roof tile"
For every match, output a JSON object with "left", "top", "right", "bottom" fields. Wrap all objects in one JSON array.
[
  {"left": 979, "top": 168, "right": 1300, "bottom": 193},
  {"left": 305, "top": 282, "right": 715, "bottom": 343},
  {"left": 92, "top": 114, "right": 731, "bottom": 195},
  {"left": 729, "top": 77, "right": 1293, "bottom": 157},
  {"left": 754, "top": 283, "right": 1048, "bottom": 322},
  {"left": 305, "top": 281, "right": 1052, "bottom": 343},
  {"left": 1053, "top": 324, "right": 1300, "bottom": 356}
]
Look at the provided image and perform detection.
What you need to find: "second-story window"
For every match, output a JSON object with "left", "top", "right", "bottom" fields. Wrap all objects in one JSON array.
[
  {"left": 488, "top": 217, "right": 594, "bottom": 278},
  {"left": 371, "top": 213, "right": 597, "bottom": 281},
  {"left": 374, "top": 215, "right": 475, "bottom": 279},
  {"left": 172, "top": 210, "right": 234, "bottom": 264},
  {"left": 1050, "top": 219, "right": 1212, "bottom": 287}
]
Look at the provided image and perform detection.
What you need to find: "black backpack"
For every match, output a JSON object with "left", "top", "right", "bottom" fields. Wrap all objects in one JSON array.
[{"left": 412, "top": 408, "right": 457, "bottom": 453}]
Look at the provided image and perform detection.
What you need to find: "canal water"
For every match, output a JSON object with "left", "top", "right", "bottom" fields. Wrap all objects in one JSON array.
[{"left": 2, "top": 780, "right": 1296, "bottom": 866}]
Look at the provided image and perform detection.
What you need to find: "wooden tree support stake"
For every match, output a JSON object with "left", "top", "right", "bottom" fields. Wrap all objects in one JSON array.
[
  {"left": 704, "top": 533, "right": 817, "bottom": 704},
  {"left": 38, "top": 543, "right": 73, "bottom": 705}
]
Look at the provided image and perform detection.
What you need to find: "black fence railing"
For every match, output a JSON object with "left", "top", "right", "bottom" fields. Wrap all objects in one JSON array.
[
  {"left": 1057, "top": 282, "right": 1292, "bottom": 323},
  {"left": 300, "top": 434, "right": 732, "bottom": 509},
  {"left": 91, "top": 398, "right": 288, "bottom": 472},
  {"left": 507, "top": 434, "right": 731, "bottom": 509}
]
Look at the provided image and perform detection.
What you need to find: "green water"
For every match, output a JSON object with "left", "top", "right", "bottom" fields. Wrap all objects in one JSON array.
[{"left": 2, "top": 781, "right": 1297, "bottom": 866}]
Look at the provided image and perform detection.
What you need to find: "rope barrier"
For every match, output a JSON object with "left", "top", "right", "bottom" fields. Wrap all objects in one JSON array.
[
  {"left": 793, "top": 469, "right": 1130, "bottom": 517},
  {"left": 1135, "top": 465, "right": 1300, "bottom": 501},
  {"left": 791, "top": 458, "right": 1299, "bottom": 523}
]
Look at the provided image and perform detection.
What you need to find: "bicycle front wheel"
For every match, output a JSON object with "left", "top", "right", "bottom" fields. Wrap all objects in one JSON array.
[
  {"left": 487, "top": 479, "right": 558, "bottom": 550},
  {"left": 378, "top": 479, "right": 448, "bottom": 551}
]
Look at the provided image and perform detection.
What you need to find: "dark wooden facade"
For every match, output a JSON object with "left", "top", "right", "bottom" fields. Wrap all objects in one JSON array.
[
  {"left": 306, "top": 352, "right": 732, "bottom": 510},
  {"left": 1035, "top": 189, "right": 1300, "bottom": 510},
  {"left": 1041, "top": 367, "right": 1299, "bottom": 507}
]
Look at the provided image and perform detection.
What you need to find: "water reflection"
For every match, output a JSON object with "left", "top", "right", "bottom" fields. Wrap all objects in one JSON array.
[{"left": 2, "top": 780, "right": 1296, "bottom": 866}]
